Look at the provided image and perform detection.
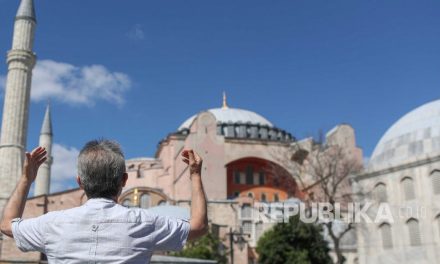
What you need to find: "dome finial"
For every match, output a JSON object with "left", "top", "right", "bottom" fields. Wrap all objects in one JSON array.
[{"left": 222, "top": 91, "right": 229, "bottom": 109}]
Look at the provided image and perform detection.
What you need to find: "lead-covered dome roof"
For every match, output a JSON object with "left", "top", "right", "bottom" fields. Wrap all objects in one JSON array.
[
  {"left": 369, "top": 100, "right": 440, "bottom": 170},
  {"left": 178, "top": 107, "right": 273, "bottom": 131}
]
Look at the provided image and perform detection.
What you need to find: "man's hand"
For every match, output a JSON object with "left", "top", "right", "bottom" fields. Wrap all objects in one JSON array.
[
  {"left": 23, "top": 146, "right": 47, "bottom": 182},
  {"left": 1, "top": 146, "right": 47, "bottom": 237},
  {"left": 181, "top": 149, "right": 208, "bottom": 241},
  {"left": 181, "top": 149, "right": 203, "bottom": 176}
]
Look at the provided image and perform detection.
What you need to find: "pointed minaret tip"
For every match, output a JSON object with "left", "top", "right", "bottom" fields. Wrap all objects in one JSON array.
[
  {"left": 16, "top": 0, "right": 36, "bottom": 22},
  {"left": 41, "top": 104, "right": 52, "bottom": 135},
  {"left": 222, "top": 91, "right": 229, "bottom": 109}
]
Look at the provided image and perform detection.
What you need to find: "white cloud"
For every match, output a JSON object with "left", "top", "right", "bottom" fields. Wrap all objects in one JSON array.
[
  {"left": 127, "top": 24, "right": 145, "bottom": 41},
  {"left": 26, "top": 60, "right": 131, "bottom": 106},
  {"left": 50, "top": 143, "right": 79, "bottom": 193},
  {"left": 2, "top": 60, "right": 132, "bottom": 106}
]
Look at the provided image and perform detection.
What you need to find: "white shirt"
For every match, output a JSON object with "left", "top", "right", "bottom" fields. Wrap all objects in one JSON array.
[{"left": 12, "top": 198, "right": 190, "bottom": 264}]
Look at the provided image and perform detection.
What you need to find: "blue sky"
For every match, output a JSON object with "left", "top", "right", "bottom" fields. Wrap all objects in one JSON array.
[{"left": 1, "top": 0, "right": 440, "bottom": 191}]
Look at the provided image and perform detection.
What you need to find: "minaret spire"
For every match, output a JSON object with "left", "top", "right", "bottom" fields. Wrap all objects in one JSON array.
[
  {"left": 222, "top": 91, "right": 229, "bottom": 109},
  {"left": 40, "top": 103, "right": 53, "bottom": 135},
  {"left": 16, "top": 0, "right": 36, "bottom": 22},
  {"left": 0, "top": 0, "right": 37, "bottom": 206},
  {"left": 34, "top": 104, "right": 53, "bottom": 196}
]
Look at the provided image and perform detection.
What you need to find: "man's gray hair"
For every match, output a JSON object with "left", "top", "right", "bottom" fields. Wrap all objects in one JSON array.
[{"left": 78, "top": 139, "right": 126, "bottom": 198}]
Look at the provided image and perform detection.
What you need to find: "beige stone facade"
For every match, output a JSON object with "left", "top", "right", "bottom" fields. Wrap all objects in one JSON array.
[{"left": 354, "top": 100, "right": 440, "bottom": 264}]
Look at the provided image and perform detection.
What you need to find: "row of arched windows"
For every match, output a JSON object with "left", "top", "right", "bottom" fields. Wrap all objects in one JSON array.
[
  {"left": 373, "top": 170, "right": 440, "bottom": 203},
  {"left": 380, "top": 215, "right": 440, "bottom": 249}
]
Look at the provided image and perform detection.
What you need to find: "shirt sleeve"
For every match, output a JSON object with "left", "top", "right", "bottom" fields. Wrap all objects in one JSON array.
[
  {"left": 151, "top": 215, "right": 190, "bottom": 251},
  {"left": 11, "top": 216, "right": 46, "bottom": 253}
]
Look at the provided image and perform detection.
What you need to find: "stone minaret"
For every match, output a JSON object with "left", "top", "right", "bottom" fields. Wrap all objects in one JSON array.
[
  {"left": 34, "top": 105, "right": 53, "bottom": 196},
  {"left": 0, "top": 0, "right": 36, "bottom": 207}
]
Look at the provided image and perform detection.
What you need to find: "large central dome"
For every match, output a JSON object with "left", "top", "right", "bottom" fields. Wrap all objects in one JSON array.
[
  {"left": 178, "top": 107, "right": 274, "bottom": 131},
  {"left": 369, "top": 100, "right": 440, "bottom": 170}
]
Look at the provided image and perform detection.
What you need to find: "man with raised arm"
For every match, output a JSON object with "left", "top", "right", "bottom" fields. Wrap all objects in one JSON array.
[{"left": 0, "top": 140, "right": 208, "bottom": 263}]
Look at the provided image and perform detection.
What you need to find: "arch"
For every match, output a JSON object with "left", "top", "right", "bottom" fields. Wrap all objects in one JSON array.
[
  {"left": 373, "top": 182, "right": 387, "bottom": 203},
  {"left": 226, "top": 157, "right": 301, "bottom": 201},
  {"left": 430, "top": 170, "right": 440, "bottom": 195},
  {"left": 120, "top": 187, "right": 173, "bottom": 207},
  {"left": 401, "top": 177, "right": 415, "bottom": 201},
  {"left": 378, "top": 222, "right": 393, "bottom": 249},
  {"left": 406, "top": 218, "right": 421, "bottom": 246},
  {"left": 224, "top": 151, "right": 290, "bottom": 172}
]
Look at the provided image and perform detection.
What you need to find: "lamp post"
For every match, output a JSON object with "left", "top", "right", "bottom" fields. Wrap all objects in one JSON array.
[{"left": 227, "top": 227, "right": 249, "bottom": 264}]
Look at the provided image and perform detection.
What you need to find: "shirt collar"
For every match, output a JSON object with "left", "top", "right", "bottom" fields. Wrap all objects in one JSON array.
[{"left": 85, "top": 198, "right": 117, "bottom": 208}]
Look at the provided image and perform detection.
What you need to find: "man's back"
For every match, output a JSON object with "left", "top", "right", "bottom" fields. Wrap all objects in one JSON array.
[{"left": 12, "top": 198, "right": 189, "bottom": 264}]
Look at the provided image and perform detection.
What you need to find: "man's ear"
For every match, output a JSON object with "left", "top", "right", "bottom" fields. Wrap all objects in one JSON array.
[
  {"left": 121, "top": 173, "right": 128, "bottom": 187},
  {"left": 76, "top": 176, "right": 83, "bottom": 189}
]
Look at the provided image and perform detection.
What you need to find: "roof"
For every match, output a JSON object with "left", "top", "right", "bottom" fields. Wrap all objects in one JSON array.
[
  {"left": 16, "top": 0, "right": 36, "bottom": 21},
  {"left": 178, "top": 107, "right": 273, "bottom": 131},
  {"left": 369, "top": 99, "right": 440, "bottom": 170}
]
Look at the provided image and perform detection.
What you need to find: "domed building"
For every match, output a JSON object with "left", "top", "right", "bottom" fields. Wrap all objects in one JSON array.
[
  {"left": 354, "top": 100, "right": 440, "bottom": 264},
  {"left": 0, "top": 1, "right": 365, "bottom": 263},
  {"left": 0, "top": 94, "right": 363, "bottom": 264},
  {"left": 122, "top": 95, "right": 299, "bottom": 205}
]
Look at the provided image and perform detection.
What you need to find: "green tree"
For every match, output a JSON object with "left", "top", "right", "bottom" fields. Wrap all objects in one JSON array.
[
  {"left": 256, "top": 215, "right": 333, "bottom": 264},
  {"left": 172, "top": 232, "right": 228, "bottom": 264}
]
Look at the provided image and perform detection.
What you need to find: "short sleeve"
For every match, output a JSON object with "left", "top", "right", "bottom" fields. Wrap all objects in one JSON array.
[
  {"left": 151, "top": 215, "right": 190, "bottom": 251},
  {"left": 11, "top": 216, "right": 46, "bottom": 252}
]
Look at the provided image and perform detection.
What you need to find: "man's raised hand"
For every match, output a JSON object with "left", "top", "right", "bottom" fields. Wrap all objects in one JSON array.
[
  {"left": 23, "top": 146, "right": 47, "bottom": 182},
  {"left": 181, "top": 149, "right": 203, "bottom": 177}
]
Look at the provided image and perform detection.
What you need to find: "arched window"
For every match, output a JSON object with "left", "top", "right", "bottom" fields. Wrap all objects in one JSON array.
[
  {"left": 241, "top": 204, "right": 252, "bottom": 219},
  {"left": 407, "top": 218, "right": 421, "bottom": 246},
  {"left": 401, "top": 177, "right": 415, "bottom": 201},
  {"left": 234, "top": 170, "right": 241, "bottom": 184},
  {"left": 259, "top": 171, "right": 265, "bottom": 185},
  {"left": 274, "top": 193, "right": 280, "bottom": 202},
  {"left": 261, "top": 193, "right": 267, "bottom": 202},
  {"left": 431, "top": 170, "right": 440, "bottom": 195},
  {"left": 157, "top": 200, "right": 167, "bottom": 206},
  {"left": 379, "top": 223, "right": 393, "bottom": 249},
  {"left": 140, "top": 193, "right": 150, "bottom": 209},
  {"left": 247, "top": 192, "right": 254, "bottom": 198},
  {"left": 374, "top": 183, "right": 387, "bottom": 203},
  {"left": 246, "top": 166, "right": 254, "bottom": 185}
]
